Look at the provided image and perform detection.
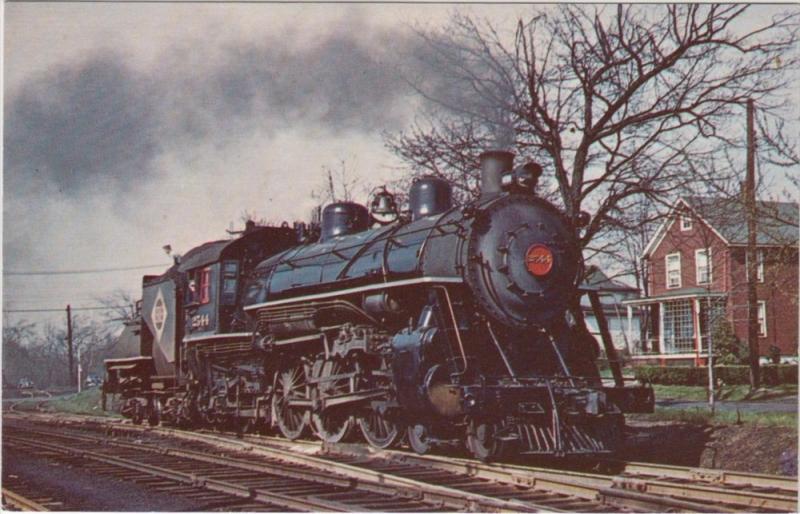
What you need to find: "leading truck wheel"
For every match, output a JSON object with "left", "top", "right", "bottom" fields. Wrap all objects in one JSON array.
[
  {"left": 407, "top": 424, "right": 433, "bottom": 455},
  {"left": 272, "top": 362, "right": 310, "bottom": 440},
  {"left": 131, "top": 400, "right": 144, "bottom": 425},
  {"left": 466, "top": 419, "right": 504, "bottom": 462}
]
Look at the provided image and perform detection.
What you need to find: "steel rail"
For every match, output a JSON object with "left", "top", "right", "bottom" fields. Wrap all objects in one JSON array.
[
  {"left": 105, "top": 423, "right": 736, "bottom": 513},
  {"left": 318, "top": 445, "right": 744, "bottom": 512},
  {"left": 346, "top": 445, "right": 797, "bottom": 512},
  {"left": 7, "top": 413, "right": 797, "bottom": 512},
  {"left": 102, "top": 424, "right": 549, "bottom": 512},
  {"left": 1, "top": 488, "right": 50, "bottom": 511},
  {"left": 7, "top": 422, "right": 547, "bottom": 513},
  {"left": 4, "top": 434, "right": 355, "bottom": 512},
  {"left": 55, "top": 417, "right": 799, "bottom": 512},
  {"left": 611, "top": 476, "right": 797, "bottom": 512},
  {"left": 607, "top": 460, "right": 798, "bottom": 492}
]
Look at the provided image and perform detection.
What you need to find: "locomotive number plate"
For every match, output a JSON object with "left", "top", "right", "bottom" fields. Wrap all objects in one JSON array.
[
  {"left": 525, "top": 244, "right": 554, "bottom": 276},
  {"left": 191, "top": 313, "right": 210, "bottom": 329}
]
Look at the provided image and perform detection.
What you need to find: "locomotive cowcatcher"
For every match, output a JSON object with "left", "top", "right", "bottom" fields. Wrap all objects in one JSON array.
[{"left": 103, "top": 150, "right": 653, "bottom": 461}]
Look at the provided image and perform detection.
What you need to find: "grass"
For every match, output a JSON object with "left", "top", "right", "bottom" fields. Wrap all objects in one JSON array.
[
  {"left": 40, "top": 388, "right": 120, "bottom": 417},
  {"left": 652, "top": 383, "right": 797, "bottom": 402},
  {"left": 631, "top": 407, "right": 798, "bottom": 429}
]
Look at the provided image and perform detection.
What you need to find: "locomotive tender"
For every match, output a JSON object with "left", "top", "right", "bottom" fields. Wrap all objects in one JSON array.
[{"left": 103, "top": 150, "right": 653, "bottom": 460}]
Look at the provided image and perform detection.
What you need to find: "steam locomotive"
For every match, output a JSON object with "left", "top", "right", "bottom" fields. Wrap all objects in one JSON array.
[{"left": 103, "top": 150, "right": 653, "bottom": 460}]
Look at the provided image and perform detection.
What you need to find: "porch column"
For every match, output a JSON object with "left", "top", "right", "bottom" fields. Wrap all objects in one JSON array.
[
  {"left": 693, "top": 298, "right": 702, "bottom": 365},
  {"left": 658, "top": 301, "right": 665, "bottom": 354},
  {"left": 627, "top": 305, "right": 634, "bottom": 352}
]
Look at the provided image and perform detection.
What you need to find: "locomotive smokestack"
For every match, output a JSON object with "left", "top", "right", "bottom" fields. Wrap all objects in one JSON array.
[{"left": 479, "top": 150, "right": 514, "bottom": 197}]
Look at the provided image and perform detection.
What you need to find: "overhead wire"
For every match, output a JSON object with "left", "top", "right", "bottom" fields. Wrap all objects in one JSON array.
[
  {"left": 3, "top": 306, "right": 131, "bottom": 313},
  {"left": 3, "top": 263, "right": 170, "bottom": 276}
]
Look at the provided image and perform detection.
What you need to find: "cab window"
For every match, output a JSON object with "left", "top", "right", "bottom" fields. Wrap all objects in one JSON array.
[
  {"left": 199, "top": 267, "right": 211, "bottom": 304},
  {"left": 220, "top": 260, "right": 239, "bottom": 305},
  {"left": 187, "top": 266, "right": 212, "bottom": 305}
]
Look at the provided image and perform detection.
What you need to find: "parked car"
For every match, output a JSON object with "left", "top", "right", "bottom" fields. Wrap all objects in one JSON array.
[
  {"left": 17, "top": 378, "right": 34, "bottom": 390},
  {"left": 85, "top": 374, "right": 102, "bottom": 388}
]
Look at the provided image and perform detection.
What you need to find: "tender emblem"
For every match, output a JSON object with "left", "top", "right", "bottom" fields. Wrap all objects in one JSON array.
[{"left": 151, "top": 288, "right": 167, "bottom": 342}]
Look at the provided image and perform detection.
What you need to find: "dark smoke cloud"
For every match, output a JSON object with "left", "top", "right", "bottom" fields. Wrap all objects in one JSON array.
[
  {"left": 4, "top": 55, "right": 161, "bottom": 196},
  {"left": 207, "top": 34, "right": 411, "bottom": 133},
  {"left": 4, "top": 28, "right": 419, "bottom": 202}
]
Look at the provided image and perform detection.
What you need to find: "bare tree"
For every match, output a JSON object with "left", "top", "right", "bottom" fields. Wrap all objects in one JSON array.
[
  {"left": 388, "top": 5, "right": 799, "bottom": 250},
  {"left": 311, "top": 158, "right": 364, "bottom": 205},
  {"left": 2, "top": 319, "right": 37, "bottom": 385},
  {"left": 95, "top": 289, "right": 139, "bottom": 324}
]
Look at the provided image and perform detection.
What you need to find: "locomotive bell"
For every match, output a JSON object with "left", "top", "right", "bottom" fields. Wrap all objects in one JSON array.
[
  {"left": 409, "top": 176, "right": 453, "bottom": 221},
  {"left": 479, "top": 150, "right": 514, "bottom": 197},
  {"left": 370, "top": 188, "right": 397, "bottom": 217},
  {"left": 320, "top": 202, "right": 370, "bottom": 242}
]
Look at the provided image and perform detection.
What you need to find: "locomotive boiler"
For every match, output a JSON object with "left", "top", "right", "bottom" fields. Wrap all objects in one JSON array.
[{"left": 103, "top": 150, "right": 653, "bottom": 461}]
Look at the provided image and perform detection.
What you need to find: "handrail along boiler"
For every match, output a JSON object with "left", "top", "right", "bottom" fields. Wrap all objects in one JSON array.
[{"left": 103, "top": 150, "right": 653, "bottom": 460}]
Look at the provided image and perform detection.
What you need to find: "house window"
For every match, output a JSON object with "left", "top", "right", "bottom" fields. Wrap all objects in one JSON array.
[
  {"left": 695, "top": 248, "right": 712, "bottom": 285},
  {"left": 757, "top": 300, "right": 767, "bottom": 337},
  {"left": 745, "top": 249, "right": 765, "bottom": 283},
  {"left": 663, "top": 300, "right": 694, "bottom": 352},
  {"left": 199, "top": 267, "right": 211, "bottom": 304},
  {"left": 680, "top": 214, "right": 692, "bottom": 231},
  {"left": 666, "top": 253, "right": 681, "bottom": 289}
]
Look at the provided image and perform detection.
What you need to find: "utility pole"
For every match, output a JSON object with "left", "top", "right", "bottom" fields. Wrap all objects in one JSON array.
[
  {"left": 66, "top": 304, "right": 74, "bottom": 385},
  {"left": 745, "top": 98, "right": 761, "bottom": 389},
  {"left": 707, "top": 299, "right": 715, "bottom": 414},
  {"left": 77, "top": 347, "right": 82, "bottom": 393}
]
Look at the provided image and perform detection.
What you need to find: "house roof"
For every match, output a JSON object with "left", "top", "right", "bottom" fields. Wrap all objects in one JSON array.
[
  {"left": 642, "top": 196, "right": 798, "bottom": 258},
  {"left": 682, "top": 196, "right": 798, "bottom": 246},
  {"left": 581, "top": 266, "right": 638, "bottom": 293},
  {"left": 622, "top": 288, "right": 727, "bottom": 305}
]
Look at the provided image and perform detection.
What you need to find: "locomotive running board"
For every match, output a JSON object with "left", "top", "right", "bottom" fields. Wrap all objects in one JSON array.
[{"left": 244, "top": 276, "right": 464, "bottom": 311}]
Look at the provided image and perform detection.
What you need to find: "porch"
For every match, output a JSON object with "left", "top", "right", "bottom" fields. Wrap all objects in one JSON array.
[{"left": 622, "top": 289, "right": 727, "bottom": 366}]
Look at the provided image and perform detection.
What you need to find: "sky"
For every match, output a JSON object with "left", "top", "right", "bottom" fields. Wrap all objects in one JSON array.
[
  {"left": 3, "top": 3, "right": 798, "bottom": 330},
  {"left": 1, "top": 3, "right": 532, "bottom": 328}
]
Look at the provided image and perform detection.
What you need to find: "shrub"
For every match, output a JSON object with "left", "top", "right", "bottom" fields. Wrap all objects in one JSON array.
[
  {"left": 633, "top": 364, "right": 797, "bottom": 386},
  {"left": 712, "top": 320, "right": 749, "bottom": 365}
]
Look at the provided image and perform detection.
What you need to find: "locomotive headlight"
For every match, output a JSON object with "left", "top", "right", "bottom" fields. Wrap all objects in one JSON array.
[{"left": 500, "top": 162, "right": 543, "bottom": 193}]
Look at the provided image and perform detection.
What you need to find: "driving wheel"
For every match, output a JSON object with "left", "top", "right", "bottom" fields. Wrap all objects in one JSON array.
[
  {"left": 272, "top": 362, "right": 310, "bottom": 440},
  {"left": 311, "top": 359, "right": 356, "bottom": 443}
]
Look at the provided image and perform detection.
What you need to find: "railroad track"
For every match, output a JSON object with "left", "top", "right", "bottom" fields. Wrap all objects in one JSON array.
[
  {"left": 5, "top": 413, "right": 797, "bottom": 512},
  {"left": 1, "top": 487, "right": 53, "bottom": 511}
]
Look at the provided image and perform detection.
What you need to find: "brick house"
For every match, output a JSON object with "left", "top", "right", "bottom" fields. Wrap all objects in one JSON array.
[{"left": 624, "top": 196, "right": 798, "bottom": 366}]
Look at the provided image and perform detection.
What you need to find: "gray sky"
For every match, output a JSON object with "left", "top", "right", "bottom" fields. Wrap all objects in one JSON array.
[
  {"left": 3, "top": 3, "right": 798, "bottom": 329},
  {"left": 2, "top": 3, "right": 531, "bottom": 326}
]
